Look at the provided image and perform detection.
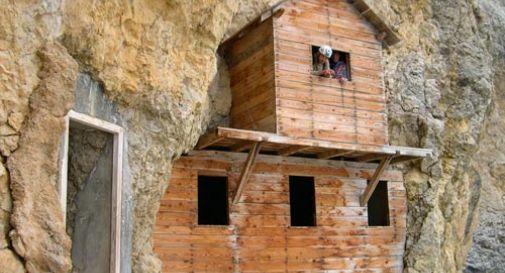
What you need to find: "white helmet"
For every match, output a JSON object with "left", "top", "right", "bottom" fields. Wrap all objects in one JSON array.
[{"left": 319, "top": 45, "right": 332, "bottom": 58}]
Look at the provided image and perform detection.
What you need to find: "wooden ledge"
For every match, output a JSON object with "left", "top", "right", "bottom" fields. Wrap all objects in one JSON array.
[{"left": 196, "top": 127, "right": 432, "bottom": 164}]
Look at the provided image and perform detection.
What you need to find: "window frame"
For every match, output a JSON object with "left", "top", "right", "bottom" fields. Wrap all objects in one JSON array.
[{"left": 58, "top": 110, "right": 124, "bottom": 273}]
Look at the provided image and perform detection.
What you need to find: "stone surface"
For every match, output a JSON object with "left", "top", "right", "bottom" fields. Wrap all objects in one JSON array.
[
  {"left": 0, "top": 163, "right": 11, "bottom": 249},
  {"left": 382, "top": 0, "right": 495, "bottom": 271},
  {"left": 0, "top": 249, "right": 25, "bottom": 273},
  {"left": 465, "top": 0, "right": 505, "bottom": 272},
  {"left": 7, "top": 42, "right": 78, "bottom": 273}
]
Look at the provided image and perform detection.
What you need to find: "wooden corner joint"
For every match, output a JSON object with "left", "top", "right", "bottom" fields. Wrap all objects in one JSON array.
[
  {"left": 232, "top": 142, "right": 262, "bottom": 204},
  {"left": 359, "top": 155, "right": 394, "bottom": 207}
]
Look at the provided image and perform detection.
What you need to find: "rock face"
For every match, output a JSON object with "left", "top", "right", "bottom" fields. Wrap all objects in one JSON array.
[
  {"left": 7, "top": 42, "right": 78, "bottom": 273},
  {"left": 378, "top": 0, "right": 495, "bottom": 272},
  {"left": 0, "top": 0, "right": 504, "bottom": 273},
  {"left": 465, "top": 0, "right": 505, "bottom": 272}
]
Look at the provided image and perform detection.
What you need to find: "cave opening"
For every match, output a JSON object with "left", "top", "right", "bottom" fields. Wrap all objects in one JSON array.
[
  {"left": 58, "top": 111, "right": 124, "bottom": 273},
  {"left": 67, "top": 121, "right": 113, "bottom": 273}
]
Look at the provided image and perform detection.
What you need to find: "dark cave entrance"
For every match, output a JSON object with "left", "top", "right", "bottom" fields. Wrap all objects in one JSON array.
[{"left": 66, "top": 121, "right": 114, "bottom": 273}]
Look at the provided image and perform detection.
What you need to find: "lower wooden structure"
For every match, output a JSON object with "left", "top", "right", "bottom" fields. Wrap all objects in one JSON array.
[{"left": 154, "top": 151, "right": 408, "bottom": 273}]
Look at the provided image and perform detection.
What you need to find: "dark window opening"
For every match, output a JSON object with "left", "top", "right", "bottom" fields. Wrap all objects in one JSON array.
[
  {"left": 311, "top": 45, "right": 351, "bottom": 80},
  {"left": 367, "top": 180, "right": 390, "bottom": 226},
  {"left": 198, "top": 176, "right": 229, "bottom": 225},
  {"left": 289, "top": 176, "right": 316, "bottom": 227}
]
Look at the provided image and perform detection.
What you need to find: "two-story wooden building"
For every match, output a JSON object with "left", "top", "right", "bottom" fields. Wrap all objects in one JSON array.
[{"left": 154, "top": 0, "right": 431, "bottom": 272}]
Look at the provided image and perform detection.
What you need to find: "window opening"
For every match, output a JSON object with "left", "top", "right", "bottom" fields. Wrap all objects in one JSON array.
[
  {"left": 198, "top": 175, "right": 229, "bottom": 225},
  {"left": 367, "top": 180, "right": 390, "bottom": 226},
  {"left": 311, "top": 45, "right": 351, "bottom": 81},
  {"left": 289, "top": 176, "right": 316, "bottom": 227}
]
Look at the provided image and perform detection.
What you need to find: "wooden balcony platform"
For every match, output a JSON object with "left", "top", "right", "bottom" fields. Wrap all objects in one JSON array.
[
  {"left": 196, "top": 127, "right": 431, "bottom": 164},
  {"left": 195, "top": 127, "right": 432, "bottom": 206}
]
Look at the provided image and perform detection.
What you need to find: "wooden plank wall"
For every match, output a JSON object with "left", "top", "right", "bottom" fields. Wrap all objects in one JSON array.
[
  {"left": 273, "top": 0, "right": 389, "bottom": 145},
  {"left": 154, "top": 151, "right": 406, "bottom": 272},
  {"left": 227, "top": 18, "right": 277, "bottom": 132}
]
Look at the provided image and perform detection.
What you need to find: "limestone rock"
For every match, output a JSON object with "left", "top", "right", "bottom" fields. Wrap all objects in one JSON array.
[
  {"left": 0, "top": 163, "right": 11, "bottom": 249},
  {"left": 382, "top": 0, "right": 497, "bottom": 272},
  {"left": 465, "top": 1, "right": 505, "bottom": 271},
  {"left": 7, "top": 113, "right": 24, "bottom": 132},
  {"left": 0, "top": 136, "right": 19, "bottom": 156},
  {"left": 0, "top": 249, "right": 25, "bottom": 273},
  {"left": 7, "top": 42, "right": 78, "bottom": 273}
]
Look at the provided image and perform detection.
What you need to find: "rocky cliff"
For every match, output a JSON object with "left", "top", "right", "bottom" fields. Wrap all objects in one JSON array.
[{"left": 0, "top": 0, "right": 503, "bottom": 273}]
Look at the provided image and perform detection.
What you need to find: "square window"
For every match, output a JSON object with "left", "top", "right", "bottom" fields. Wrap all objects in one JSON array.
[
  {"left": 367, "top": 180, "right": 390, "bottom": 226},
  {"left": 198, "top": 176, "right": 229, "bottom": 225},
  {"left": 311, "top": 45, "right": 351, "bottom": 80},
  {"left": 289, "top": 176, "right": 316, "bottom": 227}
]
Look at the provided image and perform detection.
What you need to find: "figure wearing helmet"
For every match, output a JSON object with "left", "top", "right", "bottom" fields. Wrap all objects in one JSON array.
[{"left": 312, "top": 45, "right": 334, "bottom": 77}]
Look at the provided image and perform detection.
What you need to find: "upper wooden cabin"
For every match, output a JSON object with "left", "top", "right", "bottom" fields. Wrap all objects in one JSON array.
[{"left": 222, "top": 0, "right": 400, "bottom": 146}]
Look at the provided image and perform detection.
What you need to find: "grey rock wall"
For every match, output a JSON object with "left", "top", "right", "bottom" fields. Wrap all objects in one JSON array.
[{"left": 465, "top": 0, "right": 505, "bottom": 272}]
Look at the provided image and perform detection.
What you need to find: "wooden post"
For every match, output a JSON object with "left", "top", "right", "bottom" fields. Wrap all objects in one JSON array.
[
  {"left": 359, "top": 155, "right": 394, "bottom": 206},
  {"left": 233, "top": 142, "right": 262, "bottom": 204}
]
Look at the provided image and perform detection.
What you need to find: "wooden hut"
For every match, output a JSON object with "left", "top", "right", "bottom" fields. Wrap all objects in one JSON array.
[{"left": 154, "top": 0, "right": 431, "bottom": 272}]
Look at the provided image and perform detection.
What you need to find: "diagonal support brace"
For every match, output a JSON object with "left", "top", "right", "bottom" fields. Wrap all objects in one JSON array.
[
  {"left": 233, "top": 142, "right": 262, "bottom": 204},
  {"left": 359, "top": 155, "right": 394, "bottom": 206}
]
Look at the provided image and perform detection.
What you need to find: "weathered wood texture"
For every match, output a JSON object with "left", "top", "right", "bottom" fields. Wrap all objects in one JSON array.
[
  {"left": 195, "top": 127, "right": 432, "bottom": 163},
  {"left": 154, "top": 151, "right": 406, "bottom": 273},
  {"left": 273, "top": 0, "right": 388, "bottom": 145},
  {"left": 227, "top": 18, "right": 276, "bottom": 132}
]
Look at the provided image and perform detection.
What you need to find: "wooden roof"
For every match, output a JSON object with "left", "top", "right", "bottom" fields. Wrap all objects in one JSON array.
[
  {"left": 196, "top": 127, "right": 431, "bottom": 164},
  {"left": 221, "top": 0, "right": 400, "bottom": 48}
]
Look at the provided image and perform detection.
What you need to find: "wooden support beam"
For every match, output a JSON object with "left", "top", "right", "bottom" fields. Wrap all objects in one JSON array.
[
  {"left": 317, "top": 149, "right": 354, "bottom": 160},
  {"left": 359, "top": 155, "right": 394, "bottom": 207},
  {"left": 355, "top": 153, "right": 385, "bottom": 162},
  {"left": 231, "top": 141, "right": 253, "bottom": 152},
  {"left": 233, "top": 142, "right": 262, "bottom": 204},
  {"left": 391, "top": 155, "right": 418, "bottom": 164},
  {"left": 278, "top": 146, "right": 311, "bottom": 156},
  {"left": 196, "top": 131, "right": 223, "bottom": 150}
]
